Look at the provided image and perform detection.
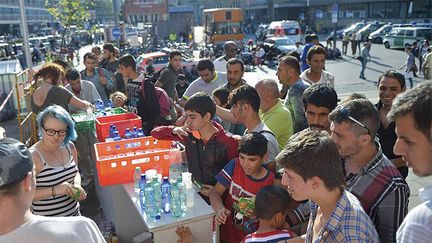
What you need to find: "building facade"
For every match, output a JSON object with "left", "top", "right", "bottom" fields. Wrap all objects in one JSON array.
[{"left": 0, "top": 0, "right": 54, "bottom": 37}]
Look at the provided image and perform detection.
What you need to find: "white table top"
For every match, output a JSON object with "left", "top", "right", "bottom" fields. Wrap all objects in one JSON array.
[{"left": 123, "top": 183, "right": 216, "bottom": 232}]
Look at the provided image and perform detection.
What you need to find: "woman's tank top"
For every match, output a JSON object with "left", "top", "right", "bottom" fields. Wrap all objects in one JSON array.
[{"left": 31, "top": 146, "right": 80, "bottom": 217}]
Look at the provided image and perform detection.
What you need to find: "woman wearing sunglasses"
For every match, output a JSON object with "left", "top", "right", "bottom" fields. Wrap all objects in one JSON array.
[{"left": 29, "top": 105, "right": 86, "bottom": 217}]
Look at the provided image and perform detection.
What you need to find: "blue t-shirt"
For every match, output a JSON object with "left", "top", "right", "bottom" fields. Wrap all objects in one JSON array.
[{"left": 301, "top": 43, "right": 314, "bottom": 72}]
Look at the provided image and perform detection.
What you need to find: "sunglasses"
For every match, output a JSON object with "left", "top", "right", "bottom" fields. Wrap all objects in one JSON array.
[
  {"left": 43, "top": 126, "right": 67, "bottom": 137},
  {"left": 336, "top": 106, "right": 371, "bottom": 135}
]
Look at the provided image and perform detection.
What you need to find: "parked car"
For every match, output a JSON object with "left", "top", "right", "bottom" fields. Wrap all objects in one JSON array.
[
  {"left": 264, "top": 36, "right": 302, "bottom": 54},
  {"left": 357, "top": 22, "right": 387, "bottom": 41},
  {"left": 343, "top": 22, "right": 367, "bottom": 36},
  {"left": 136, "top": 51, "right": 198, "bottom": 73},
  {"left": 383, "top": 27, "right": 432, "bottom": 49}
]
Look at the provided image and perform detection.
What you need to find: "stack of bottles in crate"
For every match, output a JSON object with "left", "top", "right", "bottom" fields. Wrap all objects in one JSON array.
[
  {"left": 106, "top": 125, "right": 145, "bottom": 142},
  {"left": 134, "top": 167, "right": 192, "bottom": 220}
]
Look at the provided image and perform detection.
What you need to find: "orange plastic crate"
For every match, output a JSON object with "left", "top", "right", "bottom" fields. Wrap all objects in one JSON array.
[
  {"left": 95, "top": 113, "right": 142, "bottom": 142},
  {"left": 94, "top": 136, "right": 173, "bottom": 186}
]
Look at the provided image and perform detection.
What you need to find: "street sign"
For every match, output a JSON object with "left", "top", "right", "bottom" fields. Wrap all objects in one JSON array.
[
  {"left": 332, "top": 3, "right": 339, "bottom": 24},
  {"left": 112, "top": 27, "right": 121, "bottom": 39}
]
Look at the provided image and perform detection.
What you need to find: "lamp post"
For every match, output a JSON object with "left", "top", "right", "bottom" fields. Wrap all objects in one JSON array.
[{"left": 18, "top": 0, "right": 32, "bottom": 71}]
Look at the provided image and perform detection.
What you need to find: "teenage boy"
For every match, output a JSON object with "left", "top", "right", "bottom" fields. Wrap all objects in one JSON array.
[
  {"left": 210, "top": 132, "right": 275, "bottom": 243},
  {"left": 389, "top": 81, "right": 432, "bottom": 243},
  {"left": 151, "top": 93, "right": 238, "bottom": 198},
  {"left": 300, "top": 45, "right": 335, "bottom": 87},
  {"left": 216, "top": 84, "right": 280, "bottom": 172},
  {"left": 242, "top": 185, "right": 294, "bottom": 243},
  {"left": 155, "top": 50, "right": 182, "bottom": 101},
  {"left": 277, "top": 130, "right": 379, "bottom": 242}
]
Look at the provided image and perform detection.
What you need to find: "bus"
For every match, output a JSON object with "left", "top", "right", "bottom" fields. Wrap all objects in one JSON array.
[{"left": 203, "top": 8, "right": 243, "bottom": 46}]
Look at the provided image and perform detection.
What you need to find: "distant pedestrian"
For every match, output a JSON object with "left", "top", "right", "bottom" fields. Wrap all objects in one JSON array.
[
  {"left": 418, "top": 39, "right": 430, "bottom": 76},
  {"left": 342, "top": 32, "right": 349, "bottom": 55},
  {"left": 351, "top": 32, "right": 357, "bottom": 55},
  {"left": 400, "top": 46, "right": 415, "bottom": 88},
  {"left": 359, "top": 42, "right": 370, "bottom": 79}
]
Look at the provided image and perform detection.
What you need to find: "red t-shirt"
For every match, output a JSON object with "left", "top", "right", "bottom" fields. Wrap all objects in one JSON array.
[{"left": 215, "top": 159, "right": 274, "bottom": 243}]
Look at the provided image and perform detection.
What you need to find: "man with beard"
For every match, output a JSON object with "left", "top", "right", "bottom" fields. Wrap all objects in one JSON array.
[
  {"left": 329, "top": 99, "right": 409, "bottom": 243},
  {"left": 220, "top": 58, "right": 246, "bottom": 92},
  {"left": 302, "top": 83, "right": 338, "bottom": 132},
  {"left": 100, "top": 43, "right": 119, "bottom": 75}
]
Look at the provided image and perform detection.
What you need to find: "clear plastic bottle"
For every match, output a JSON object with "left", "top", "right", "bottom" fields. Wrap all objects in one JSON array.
[
  {"left": 161, "top": 177, "right": 171, "bottom": 213},
  {"left": 144, "top": 183, "right": 157, "bottom": 218},
  {"left": 177, "top": 177, "right": 187, "bottom": 212},
  {"left": 133, "top": 167, "right": 142, "bottom": 195},
  {"left": 139, "top": 174, "right": 146, "bottom": 210},
  {"left": 170, "top": 181, "right": 182, "bottom": 218},
  {"left": 106, "top": 99, "right": 113, "bottom": 114},
  {"left": 151, "top": 177, "right": 162, "bottom": 213},
  {"left": 109, "top": 124, "right": 116, "bottom": 138}
]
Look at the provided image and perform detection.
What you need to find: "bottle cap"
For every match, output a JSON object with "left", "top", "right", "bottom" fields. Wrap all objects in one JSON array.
[{"left": 155, "top": 215, "right": 161, "bottom": 220}]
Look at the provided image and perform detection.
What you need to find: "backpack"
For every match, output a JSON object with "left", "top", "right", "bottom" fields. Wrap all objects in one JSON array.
[
  {"left": 139, "top": 77, "right": 172, "bottom": 132},
  {"left": 147, "top": 66, "right": 167, "bottom": 84}
]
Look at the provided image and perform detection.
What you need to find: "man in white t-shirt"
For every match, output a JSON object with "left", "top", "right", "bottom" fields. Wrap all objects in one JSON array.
[
  {"left": 179, "top": 59, "right": 227, "bottom": 107},
  {"left": 300, "top": 45, "right": 335, "bottom": 87},
  {"left": 388, "top": 81, "right": 432, "bottom": 243},
  {"left": 213, "top": 41, "right": 238, "bottom": 73},
  {"left": 0, "top": 138, "right": 105, "bottom": 243}
]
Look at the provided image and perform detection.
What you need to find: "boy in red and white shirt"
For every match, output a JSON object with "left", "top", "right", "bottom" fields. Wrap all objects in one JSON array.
[
  {"left": 210, "top": 132, "right": 275, "bottom": 243},
  {"left": 242, "top": 185, "right": 294, "bottom": 243}
]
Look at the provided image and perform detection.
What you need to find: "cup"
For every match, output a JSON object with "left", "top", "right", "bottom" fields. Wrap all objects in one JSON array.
[{"left": 182, "top": 172, "right": 192, "bottom": 189}]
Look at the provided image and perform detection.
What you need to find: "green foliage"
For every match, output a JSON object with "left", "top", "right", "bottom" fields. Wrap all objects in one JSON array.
[{"left": 45, "top": 0, "right": 94, "bottom": 31}]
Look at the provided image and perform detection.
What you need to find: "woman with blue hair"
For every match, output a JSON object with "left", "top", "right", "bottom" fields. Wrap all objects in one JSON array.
[{"left": 29, "top": 105, "right": 86, "bottom": 216}]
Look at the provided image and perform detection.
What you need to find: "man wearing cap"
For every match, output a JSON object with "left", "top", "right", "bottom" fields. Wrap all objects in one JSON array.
[{"left": 0, "top": 138, "right": 105, "bottom": 242}]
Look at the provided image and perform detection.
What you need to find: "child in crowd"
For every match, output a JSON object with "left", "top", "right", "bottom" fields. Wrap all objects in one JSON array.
[
  {"left": 242, "top": 185, "right": 294, "bottom": 243},
  {"left": 209, "top": 132, "right": 275, "bottom": 243},
  {"left": 175, "top": 74, "right": 189, "bottom": 98},
  {"left": 212, "top": 87, "right": 231, "bottom": 131}
]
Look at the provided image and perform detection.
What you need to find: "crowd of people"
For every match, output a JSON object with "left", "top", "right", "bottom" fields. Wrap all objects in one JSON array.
[{"left": 0, "top": 37, "right": 431, "bottom": 243}]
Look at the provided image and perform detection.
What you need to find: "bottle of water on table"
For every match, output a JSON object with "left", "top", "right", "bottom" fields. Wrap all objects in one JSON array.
[
  {"left": 170, "top": 181, "right": 182, "bottom": 218},
  {"left": 133, "top": 167, "right": 142, "bottom": 195},
  {"left": 151, "top": 177, "right": 162, "bottom": 213},
  {"left": 161, "top": 177, "right": 171, "bottom": 213}
]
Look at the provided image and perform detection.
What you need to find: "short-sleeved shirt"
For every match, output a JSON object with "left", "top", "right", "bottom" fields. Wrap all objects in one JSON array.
[
  {"left": 0, "top": 215, "right": 105, "bottom": 243},
  {"left": 158, "top": 63, "right": 178, "bottom": 99},
  {"left": 65, "top": 80, "right": 101, "bottom": 113},
  {"left": 80, "top": 67, "right": 114, "bottom": 105},
  {"left": 396, "top": 185, "right": 432, "bottom": 243},
  {"left": 259, "top": 100, "right": 293, "bottom": 149},
  {"left": 246, "top": 123, "right": 280, "bottom": 166},
  {"left": 242, "top": 229, "right": 294, "bottom": 243},
  {"left": 182, "top": 71, "right": 227, "bottom": 99},
  {"left": 213, "top": 56, "right": 228, "bottom": 73},
  {"left": 300, "top": 69, "right": 335, "bottom": 87},
  {"left": 31, "top": 85, "right": 73, "bottom": 113},
  {"left": 305, "top": 190, "right": 379, "bottom": 243},
  {"left": 215, "top": 158, "right": 275, "bottom": 243},
  {"left": 284, "top": 79, "right": 310, "bottom": 133}
]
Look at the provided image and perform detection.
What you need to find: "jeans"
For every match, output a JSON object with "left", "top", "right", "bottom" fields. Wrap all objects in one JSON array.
[{"left": 360, "top": 58, "right": 367, "bottom": 77}]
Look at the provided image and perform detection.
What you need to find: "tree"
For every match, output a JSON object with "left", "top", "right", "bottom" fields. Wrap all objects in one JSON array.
[{"left": 45, "top": 0, "right": 94, "bottom": 55}]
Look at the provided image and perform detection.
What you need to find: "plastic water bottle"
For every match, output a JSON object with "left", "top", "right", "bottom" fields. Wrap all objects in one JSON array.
[
  {"left": 96, "top": 100, "right": 104, "bottom": 113},
  {"left": 170, "top": 181, "right": 182, "bottom": 218},
  {"left": 124, "top": 128, "right": 132, "bottom": 139},
  {"left": 109, "top": 124, "right": 115, "bottom": 138},
  {"left": 106, "top": 99, "right": 113, "bottom": 114},
  {"left": 132, "top": 127, "right": 138, "bottom": 138},
  {"left": 113, "top": 131, "right": 121, "bottom": 141},
  {"left": 133, "top": 167, "right": 142, "bottom": 195},
  {"left": 139, "top": 174, "right": 146, "bottom": 210},
  {"left": 161, "top": 177, "right": 171, "bottom": 213},
  {"left": 144, "top": 183, "right": 157, "bottom": 218},
  {"left": 151, "top": 177, "right": 162, "bottom": 213},
  {"left": 137, "top": 128, "right": 145, "bottom": 137},
  {"left": 177, "top": 177, "right": 187, "bottom": 212}
]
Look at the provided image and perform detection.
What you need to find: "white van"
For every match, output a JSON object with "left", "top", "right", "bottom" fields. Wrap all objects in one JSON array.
[
  {"left": 384, "top": 27, "right": 432, "bottom": 49},
  {"left": 266, "top": 20, "right": 303, "bottom": 42}
]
